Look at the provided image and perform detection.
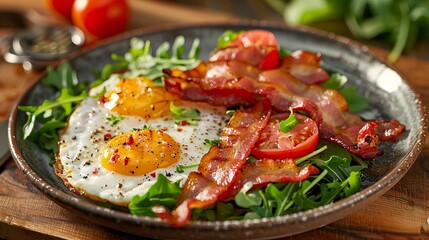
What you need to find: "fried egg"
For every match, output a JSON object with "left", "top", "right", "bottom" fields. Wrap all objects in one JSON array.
[{"left": 55, "top": 75, "right": 228, "bottom": 206}]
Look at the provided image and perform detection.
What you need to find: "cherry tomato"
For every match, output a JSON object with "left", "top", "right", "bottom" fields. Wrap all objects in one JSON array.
[
  {"left": 229, "top": 30, "right": 280, "bottom": 70},
  {"left": 72, "top": 0, "right": 130, "bottom": 39},
  {"left": 45, "top": 0, "right": 75, "bottom": 21},
  {"left": 251, "top": 113, "right": 319, "bottom": 159}
]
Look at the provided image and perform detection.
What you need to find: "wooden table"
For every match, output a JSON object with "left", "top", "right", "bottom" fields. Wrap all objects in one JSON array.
[{"left": 0, "top": 1, "right": 428, "bottom": 239}]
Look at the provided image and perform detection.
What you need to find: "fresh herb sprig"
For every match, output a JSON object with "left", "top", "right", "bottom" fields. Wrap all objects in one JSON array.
[
  {"left": 279, "top": 108, "right": 300, "bottom": 133},
  {"left": 129, "top": 174, "right": 182, "bottom": 217},
  {"left": 170, "top": 102, "right": 201, "bottom": 125},
  {"left": 19, "top": 62, "right": 88, "bottom": 159},
  {"left": 97, "top": 36, "right": 201, "bottom": 86}
]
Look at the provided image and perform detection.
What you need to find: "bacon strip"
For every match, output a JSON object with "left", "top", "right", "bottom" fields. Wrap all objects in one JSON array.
[
  {"left": 164, "top": 58, "right": 405, "bottom": 160},
  {"left": 219, "top": 159, "right": 320, "bottom": 201},
  {"left": 280, "top": 50, "right": 330, "bottom": 85},
  {"left": 152, "top": 100, "right": 272, "bottom": 227}
]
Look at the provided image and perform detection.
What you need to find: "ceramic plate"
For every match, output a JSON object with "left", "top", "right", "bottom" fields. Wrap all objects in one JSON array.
[{"left": 8, "top": 22, "right": 428, "bottom": 239}]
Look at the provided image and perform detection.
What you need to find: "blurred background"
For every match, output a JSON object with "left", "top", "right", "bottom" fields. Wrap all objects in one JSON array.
[{"left": 1, "top": 0, "right": 429, "bottom": 61}]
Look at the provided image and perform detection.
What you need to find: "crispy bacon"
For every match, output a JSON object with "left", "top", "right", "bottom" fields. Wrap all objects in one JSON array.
[
  {"left": 153, "top": 100, "right": 272, "bottom": 227},
  {"left": 163, "top": 58, "right": 405, "bottom": 160},
  {"left": 220, "top": 159, "right": 320, "bottom": 200},
  {"left": 280, "top": 50, "right": 330, "bottom": 84}
]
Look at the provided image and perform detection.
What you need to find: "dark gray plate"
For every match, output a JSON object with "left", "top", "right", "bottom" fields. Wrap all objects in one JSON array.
[{"left": 8, "top": 22, "right": 428, "bottom": 239}]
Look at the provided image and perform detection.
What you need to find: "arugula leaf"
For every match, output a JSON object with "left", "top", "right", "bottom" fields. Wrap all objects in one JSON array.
[
  {"left": 226, "top": 109, "right": 236, "bottom": 117},
  {"left": 320, "top": 73, "right": 348, "bottom": 90},
  {"left": 217, "top": 30, "right": 241, "bottom": 48},
  {"left": 170, "top": 102, "right": 201, "bottom": 125},
  {"left": 265, "top": 182, "right": 298, "bottom": 216},
  {"left": 279, "top": 108, "right": 300, "bottom": 133},
  {"left": 19, "top": 62, "right": 88, "bottom": 160},
  {"left": 278, "top": 46, "right": 291, "bottom": 58},
  {"left": 176, "top": 163, "right": 199, "bottom": 173},
  {"left": 321, "top": 73, "right": 369, "bottom": 113},
  {"left": 235, "top": 182, "right": 262, "bottom": 208},
  {"left": 106, "top": 115, "right": 124, "bottom": 126},
  {"left": 42, "top": 62, "right": 79, "bottom": 92},
  {"left": 204, "top": 139, "right": 220, "bottom": 146},
  {"left": 340, "top": 86, "right": 370, "bottom": 112},
  {"left": 129, "top": 174, "right": 182, "bottom": 217},
  {"left": 19, "top": 89, "right": 88, "bottom": 139}
]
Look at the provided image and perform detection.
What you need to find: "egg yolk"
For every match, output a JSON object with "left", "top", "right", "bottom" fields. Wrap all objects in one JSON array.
[
  {"left": 104, "top": 77, "right": 178, "bottom": 119},
  {"left": 101, "top": 129, "right": 181, "bottom": 176}
]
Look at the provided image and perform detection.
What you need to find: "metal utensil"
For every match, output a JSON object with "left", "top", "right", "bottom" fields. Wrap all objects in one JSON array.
[{"left": 1, "top": 25, "right": 85, "bottom": 70}]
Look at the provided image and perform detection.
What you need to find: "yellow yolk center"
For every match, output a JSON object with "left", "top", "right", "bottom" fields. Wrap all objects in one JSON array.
[
  {"left": 101, "top": 130, "right": 181, "bottom": 176},
  {"left": 104, "top": 77, "right": 178, "bottom": 119}
]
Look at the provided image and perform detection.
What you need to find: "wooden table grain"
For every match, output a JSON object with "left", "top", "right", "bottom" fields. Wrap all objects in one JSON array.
[{"left": 0, "top": 1, "right": 428, "bottom": 239}]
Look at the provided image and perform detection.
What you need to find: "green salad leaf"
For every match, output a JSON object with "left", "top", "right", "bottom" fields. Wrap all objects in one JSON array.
[
  {"left": 217, "top": 30, "right": 242, "bottom": 48},
  {"left": 129, "top": 174, "right": 182, "bottom": 217},
  {"left": 321, "top": 72, "right": 369, "bottom": 112},
  {"left": 279, "top": 108, "right": 300, "bottom": 133},
  {"left": 19, "top": 63, "right": 88, "bottom": 160},
  {"left": 170, "top": 102, "right": 201, "bottom": 125}
]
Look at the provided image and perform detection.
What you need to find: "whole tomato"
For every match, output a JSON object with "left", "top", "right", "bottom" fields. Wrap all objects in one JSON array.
[
  {"left": 45, "top": 0, "right": 75, "bottom": 21},
  {"left": 71, "top": 0, "right": 130, "bottom": 39}
]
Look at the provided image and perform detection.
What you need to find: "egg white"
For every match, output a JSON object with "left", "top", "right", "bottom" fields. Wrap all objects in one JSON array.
[{"left": 56, "top": 76, "right": 228, "bottom": 206}]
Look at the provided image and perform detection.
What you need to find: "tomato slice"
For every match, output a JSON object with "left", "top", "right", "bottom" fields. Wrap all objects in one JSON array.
[
  {"left": 228, "top": 30, "right": 278, "bottom": 48},
  {"left": 228, "top": 30, "right": 280, "bottom": 70},
  {"left": 251, "top": 112, "right": 319, "bottom": 159},
  {"left": 259, "top": 48, "right": 280, "bottom": 70}
]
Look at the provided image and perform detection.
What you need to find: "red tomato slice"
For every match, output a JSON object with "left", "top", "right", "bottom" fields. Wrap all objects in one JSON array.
[
  {"left": 251, "top": 112, "right": 319, "bottom": 159},
  {"left": 228, "top": 30, "right": 278, "bottom": 48},
  {"left": 259, "top": 49, "right": 280, "bottom": 70},
  {"left": 229, "top": 30, "right": 280, "bottom": 70}
]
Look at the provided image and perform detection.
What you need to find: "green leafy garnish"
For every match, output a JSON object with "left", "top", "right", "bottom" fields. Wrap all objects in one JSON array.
[
  {"left": 129, "top": 174, "right": 181, "bottom": 217},
  {"left": 279, "top": 108, "right": 300, "bottom": 133},
  {"left": 98, "top": 36, "right": 201, "bottom": 83},
  {"left": 340, "top": 86, "right": 370, "bottom": 113},
  {"left": 217, "top": 30, "right": 242, "bottom": 48},
  {"left": 226, "top": 109, "right": 236, "bottom": 117},
  {"left": 204, "top": 139, "right": 220, "bottom": 146},
  {"left": 19, "top": 62, "right": 88, "bottom": 159},
  {"left": 320, "top": 73, "right": 348, "bottom": 90},
  {"left": 176, "top": 163, "right": 199, "bottom": 173},
  {"left": 170, "top": 102, "right": 201, "bottom": 125},
  {"left": 234, "top": 182, "right": 262, "bottom": 208},
  {"left": 41, "top": 62, "right": 85, "bottom": 94},
  {"left": 106, "top": 115, "right": 124, "bottom": 126},
  {"left": 322, "top": 72, "right": 369, "bottom": 113}
]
